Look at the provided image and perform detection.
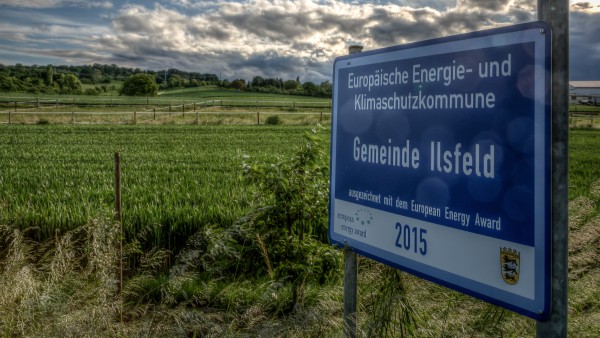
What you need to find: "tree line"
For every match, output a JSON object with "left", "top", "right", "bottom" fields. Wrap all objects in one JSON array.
[
  {"left": 0, "top": 63, "right": 332, "bottom": 98},
  {"left": 222, "top": 76, "right": 332, "bottom": 98}
]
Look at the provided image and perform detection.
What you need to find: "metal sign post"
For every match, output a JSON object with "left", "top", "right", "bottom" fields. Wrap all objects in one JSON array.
[
  {"left": 342, "top": 44, "right": 363, "bottom": 338},
  {"left": 537, "top": 0, "right": 569, "bottom": 336}
]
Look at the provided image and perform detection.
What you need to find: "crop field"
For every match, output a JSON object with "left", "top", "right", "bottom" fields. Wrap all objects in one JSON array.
[{"left": 0, "top": 124, "right": 318, "bottom": 248}]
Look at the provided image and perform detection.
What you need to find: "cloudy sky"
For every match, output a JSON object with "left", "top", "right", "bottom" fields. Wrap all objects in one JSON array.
[{"left": 0, "top": 0, "right": 598, "bottom": 83}]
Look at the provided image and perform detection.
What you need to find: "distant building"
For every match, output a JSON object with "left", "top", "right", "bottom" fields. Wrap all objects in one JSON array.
[{"left": 570, "top": 81, "right": 600, "bottom": 102}]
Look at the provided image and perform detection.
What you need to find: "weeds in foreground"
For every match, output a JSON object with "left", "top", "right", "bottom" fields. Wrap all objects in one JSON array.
[{"left": 0, "top": 216, "right": 120, "bottom": 337}]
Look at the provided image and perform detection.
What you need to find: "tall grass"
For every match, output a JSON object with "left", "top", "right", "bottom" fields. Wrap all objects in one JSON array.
[
  {"left": 0, "top": 126, "right": 599, "bottom": 337},
  {"left": 0, "top": 216, "right": 121, "bottom": 337}
]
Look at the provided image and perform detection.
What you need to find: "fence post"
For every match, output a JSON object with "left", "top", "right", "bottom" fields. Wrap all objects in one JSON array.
[
  {"left": 133, "top": 111, "right": 137, "bottom": 124},
  {"left": 71, "top": 112, "right": 75, "bottom": 124},
  {"left": 193, "top": 102, "right": 196, "bottom": 111},
  {"left": 182, "top": 101, "right": 185, "bottom": 113},
  {"left": 257, "top": 111, "right": 260, "bottom": 125},
  {"left": 8, "top": 111, "right": 11, "bottom": 125},
  {"left": 114, "top": 152, "right": 123, "bottom": 300},
  {"left": 169, "top": 105, "right": 172, "bottom": 116},
  {"left": 153, "top": 108, "right": 156, "bottom": 120},
  {"left": 320, "top": 111, "right": 323, "bottom": 123},
  {"left": 36, "top": 97, "right": 40, "bottom": 108},
  {"left": 196, "top": 111, "right": 199, "bottom": 125}
]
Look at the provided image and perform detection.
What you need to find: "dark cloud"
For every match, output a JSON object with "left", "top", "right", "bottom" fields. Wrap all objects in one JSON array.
[
  {"left": 571, "top": 2, "right": 595, "bottom": 10},
  {"left": 2, "top": 0, "right": 598, "bottom": 84},
  {"left": 569, "top": 10, "right": 600, "bottom": 80},
  {"left": 456, "top": 0, "right": 510, "bottom": 11}
]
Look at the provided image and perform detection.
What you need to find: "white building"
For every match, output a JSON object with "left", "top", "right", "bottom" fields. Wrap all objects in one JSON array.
[{"left": 570, "top": 81, "right": 600, "bottom": 101}]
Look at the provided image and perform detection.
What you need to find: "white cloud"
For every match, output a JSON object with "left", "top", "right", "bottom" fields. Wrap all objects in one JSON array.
[
  {"left": 0, "top": 0, "right": 112, "bottom": 9},
  {"left": 0, "top": 0, "right": 62, "bottom": 7},
  {"left": 2, "top": 0, "right": 599, "bottom": 82}
]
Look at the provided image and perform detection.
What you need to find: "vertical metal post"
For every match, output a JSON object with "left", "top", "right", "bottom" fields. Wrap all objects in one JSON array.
[
  {"left": 8, "top": 111, "right": 11, "bottom": 125},
  {"left": 538, "top": 1, "right": 568, "bottom": 337},
  {"left": 344, "top": 248, "right": 358, "bottom": 338},
  {"left": 343, "top": 44, "right": 363, "bottom": 338}
]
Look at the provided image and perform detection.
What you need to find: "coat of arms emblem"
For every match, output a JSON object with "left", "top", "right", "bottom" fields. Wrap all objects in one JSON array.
[{"left": 500, "top": 247, "right": 520, "bottom": 285}]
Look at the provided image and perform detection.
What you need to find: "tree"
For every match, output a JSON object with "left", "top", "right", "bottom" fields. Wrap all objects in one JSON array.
[
  {"left": 283, "top": 79, "right": 300, "bottom": 91},
  {"left": 57, "top": 74, "right": 82, "bottom": 94},
  {"left": 229, "top": 79, "right": 246, "bottom": 90},
  {"left": 120, "top": 73, "right": 158, "bottom": 96},
  {"left": 45, "top": 65, "right": 53, "bottom": 86},
  {"left": 302, "top": 81, "right": 319, "bottom": 96}
]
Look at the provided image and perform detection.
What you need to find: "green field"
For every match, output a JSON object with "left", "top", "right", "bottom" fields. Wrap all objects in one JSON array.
[
  {"left": 0, "top": 124, "right": 599, "bottom": 337},
  {"left": 0, "top": 86, "right": 332, "bottom": 125},
  {"left": 0, "top": 124, "right": 318, "bottom": 247}
]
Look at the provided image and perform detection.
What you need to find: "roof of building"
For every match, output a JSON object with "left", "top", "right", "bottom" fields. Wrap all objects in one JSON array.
[{"left": 570, "top": 81, "right": 600, "bottom": 88}]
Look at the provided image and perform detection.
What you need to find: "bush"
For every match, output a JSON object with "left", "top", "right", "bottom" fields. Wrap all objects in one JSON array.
[
  {"left": 120, "top": 73, "right": 158, "bottom": 97},
  {"left": 265, "top": 115, "right": 282, "bottom": 125}
]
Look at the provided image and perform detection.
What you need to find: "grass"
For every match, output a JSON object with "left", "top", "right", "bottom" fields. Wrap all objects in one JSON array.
[
  {"left": 0, "top": 87, "right": 332, "bottom": 125},
  {"left": 0, "top": 125, "right": 598, "bottom": 337}
]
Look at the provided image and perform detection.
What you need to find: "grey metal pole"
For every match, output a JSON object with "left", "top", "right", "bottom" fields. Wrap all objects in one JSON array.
[
  {"left": 537, "top": 1, "right": 569, "bottom": 337},
  {"left": 344, "top": 248, "right": 358, "bottom": 338},
  {"left": 343, "top": 44, "right": 363, "bottom": 338}
]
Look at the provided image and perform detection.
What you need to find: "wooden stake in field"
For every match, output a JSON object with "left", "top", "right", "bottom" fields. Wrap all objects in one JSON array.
[
  {"left": 114, "top": 152, "right": 124, "bottom": 324},
  {"left": 114, "top": 152, "right": 123, "bottom": 295}
]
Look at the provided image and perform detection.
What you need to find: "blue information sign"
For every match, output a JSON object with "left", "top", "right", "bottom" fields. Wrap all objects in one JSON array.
[{"left": 329, "top": 22, "right": 551, "bottom": 320}]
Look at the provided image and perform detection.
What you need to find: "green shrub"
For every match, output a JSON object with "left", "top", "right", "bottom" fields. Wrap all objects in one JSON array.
[{"left": 265, "top": 115, "right": 282, "bottom": 125}]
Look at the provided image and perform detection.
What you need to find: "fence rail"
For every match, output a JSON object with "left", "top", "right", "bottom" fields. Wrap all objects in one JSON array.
[
  {"left": 0, "top": 109, "right": 332, "bottom": 125},
  {"left": 569, "top": 113, "right": 600, "bottom": 128},
  {"left": 0, "top": 97, "right": 332, "bottom": 112}
]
